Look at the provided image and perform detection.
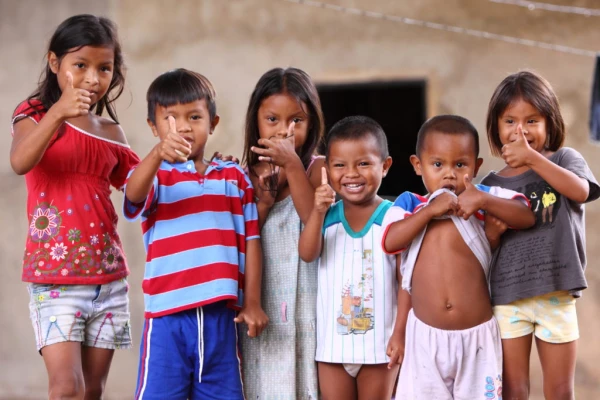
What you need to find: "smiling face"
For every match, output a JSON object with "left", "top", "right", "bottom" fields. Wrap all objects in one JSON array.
[
  {"left": 411, "top": 131, "right": 483, "bottom": 195},
  {"left": 49, "top": 45, "right": 115, "bottom": 106},
  {"left": 326, "top": 135, "right": 392, "bottom": 206},
  {"left": 498, "top": 97, "right": 548, "bottom": 153},
  {"left": 149, "top": 99, "right": 219, "bottom": 162},
  {"left": 257, "top": 92, "right": 309, "bottom": 150}
]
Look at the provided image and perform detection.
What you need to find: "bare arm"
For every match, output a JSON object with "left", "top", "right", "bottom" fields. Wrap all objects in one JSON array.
[
  {"left": 10, "top": 72, "right": 91, "bottom": 175},
  {"left": 298, "top": 167, "right": 335, "bottom": 262},
  {"left": 387, "top": 256, "right": 412, "bottom": 368},
  {"left": 502, "top": 124, "right": 588, "bottom": 203},
  {"left": 234, "top": 239, "right": 269, "bottom": 337},
  {"left": 383, "top": 193, "right": 457, "bottom": 253}
]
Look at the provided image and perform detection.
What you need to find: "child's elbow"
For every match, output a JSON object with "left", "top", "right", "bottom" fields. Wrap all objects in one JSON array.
[{"left": 10, "top": 157, "right": 30, "bottom": 175}]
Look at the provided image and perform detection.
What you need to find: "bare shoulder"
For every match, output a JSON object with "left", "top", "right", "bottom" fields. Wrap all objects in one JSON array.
[
  {"left": 98, "top": 116, "right": 129, "bottom": 145},
  {"left": 308, "top": 156, "right": 327, "bottom": 188}
]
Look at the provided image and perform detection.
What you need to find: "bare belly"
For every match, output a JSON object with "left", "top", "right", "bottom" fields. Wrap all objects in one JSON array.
[{"left": 411, "top": 219, "right": 493, "bottom": 330}]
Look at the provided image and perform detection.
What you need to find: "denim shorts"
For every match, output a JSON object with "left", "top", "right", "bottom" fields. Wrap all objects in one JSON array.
[{"left": 27, "top": 278, "right": 132, "bottom": 352}]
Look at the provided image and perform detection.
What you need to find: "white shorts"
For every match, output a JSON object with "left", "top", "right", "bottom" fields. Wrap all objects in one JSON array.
[{"left": 396, "top": 309, "right": 502, "bottom": 400}]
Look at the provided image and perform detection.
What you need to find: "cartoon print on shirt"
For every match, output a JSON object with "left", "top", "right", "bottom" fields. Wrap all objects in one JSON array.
[{"left": 515, "top": 182, "right": 560, "bottom": 228}]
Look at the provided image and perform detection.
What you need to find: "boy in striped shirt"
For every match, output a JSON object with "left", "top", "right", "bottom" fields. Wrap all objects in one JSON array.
[{"left": 124, "top": 68, "right": 268, "bottom": 400}]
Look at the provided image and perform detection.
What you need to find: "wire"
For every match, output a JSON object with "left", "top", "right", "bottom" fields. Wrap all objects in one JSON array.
[
  {"left": 489, "top": 0, "right": 600, "bottom": 17},
  {"left": 282, "top": 0, "right": 598, "bottom": 57}
]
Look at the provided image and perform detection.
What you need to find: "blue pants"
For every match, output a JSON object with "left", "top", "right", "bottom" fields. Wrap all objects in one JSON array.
[{"left": 135, "top": 302, "right": 244, "bottom": 400}]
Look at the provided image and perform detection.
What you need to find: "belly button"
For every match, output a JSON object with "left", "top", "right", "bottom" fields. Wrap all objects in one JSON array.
[{"left": 446, "top": 303, "right": 453, "bottom": 310}]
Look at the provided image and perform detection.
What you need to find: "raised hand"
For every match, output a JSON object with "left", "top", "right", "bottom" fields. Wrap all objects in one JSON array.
[
  {"left": 250, "top": 121, "right": 299, "bottom": 168},
  {"left": 55, "top": 71, "right": 92, "bottom": 119},
  {"left": 154, "top": 116, "right": 191, "bottom": 163},
  {"left": 250, "top": 161, "right": 282, "bottom": 206},
  {"left": 456, "top": 174, "right": 483, "bottom": 220},
  {"left": 314, "top": 167, "right": 336, "bottom": 214},
  {"left": 427, "top": 191, "right": 458, "bottom": 218},
  {"left": 210, "top": 151, "right": 239, "bottom": 164},
  {"left": 501, "top": 124, "right": 534, "bottom": 168}
]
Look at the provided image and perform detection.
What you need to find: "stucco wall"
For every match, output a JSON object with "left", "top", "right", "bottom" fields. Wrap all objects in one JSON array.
[{"left": 1, "top": 0, "right": 598, "bottom": 398}]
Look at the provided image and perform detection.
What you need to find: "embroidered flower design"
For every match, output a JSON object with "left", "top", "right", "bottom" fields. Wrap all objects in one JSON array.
[
  {"left": 78, "top": 246, "right": 86, "bottom": 253},
  {"left": 44, "top": 243, "right": 50, "bottom": 249},
  {"left": 38, "top": 261, "right": 45, "bottom": 267},
  {"left": 97, "top": 270, "right": 103, "bottom": 275},
  {"left": 37, "top": 294, "right": 45, "bottom": 302},
  {"left": 60, "top": 268, "right": 69, "bottom": 276},
  {"left": 74, "top": 259, "right": 80, "bottom": 264},
  {"left": 96, "top": 249, "right": 101, "bottom": 255},
  {"left": 103, "top": 232, "right": 111, "bottom": 245},
  {"left": 50, "top": 291, "right": 60, "bottom": 299},
  {"left": 34, "top": 270, "right": 41, "bottom": 277},
  {"left": 67, "top": 228, "right": 81, "bottom": 244},
  {"left": 90, "top": 235, "right": 99, "bottom": 245},
  {"left": 75, "top": 311, "right": 82, "bottom": 318},
  {"left": 29, "top": 203, "right": 62, "bottom": 242},
  {"left": 50, "top": 243, "right": 68, "bottom": 261},
  {"left": 67, "top": 209, "right": 73, "bottom": 215},
  {"left": 102, "top": 247, "right": 121, "bottom": 271}
]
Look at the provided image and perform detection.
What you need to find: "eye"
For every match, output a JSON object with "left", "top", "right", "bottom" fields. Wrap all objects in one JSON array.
[
  {"left": 75, "top": 63, "right": 85, "bottom": 69},
  {"left": 434, "top": 162, "right": 442, "bottom": 167},
  {"left": 100, "top": 66, "right": 112, "bottom": 73},
  {"left": 505, "top": 119, "right": 514, "bottom": 124},
  {"left": 359, "top": 162, "right": 370, "bottom": 167},
  {"left": 267, "top": 117, "right": 276, "bottom": 122},
  {"left": 527, "top": 119, "right": 536, "bottom": 124},
  {"left": 292, "top": 117, "right": 302, "bottom": 123},
  {"left": 190, "top": 115, "right": 201, "bottom": 120},
  {"left": 456, "top": 163, "right": 465, "bottom": 168},
  {"left": 333, "top": 163, "right": 344, "bottom": 168}
]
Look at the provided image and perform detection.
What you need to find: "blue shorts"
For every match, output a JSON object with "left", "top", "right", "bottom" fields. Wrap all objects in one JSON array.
[{"left": 135, "top": 301, "right": 244, "bottom": 400}]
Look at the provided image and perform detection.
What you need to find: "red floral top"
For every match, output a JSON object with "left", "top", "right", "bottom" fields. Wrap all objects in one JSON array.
[{"left": 12, "top": 100, "right": 140, "bottom": 284}]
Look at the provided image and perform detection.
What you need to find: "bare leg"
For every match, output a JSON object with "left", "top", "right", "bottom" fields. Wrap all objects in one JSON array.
[
  {"left": 356, "top": 363, "right": 399, "bottom": 400},
  {"left": 82, "top": 346, "right": 115, "bottom": 400},
  {"left": 536, "top": 338, "right": 576, "bottom": 400},
  {"left": 42, "top": 342, "right": 85, "bottom": 400},
  {"left": 318, "top": 362, "right": 357, "bottom": 400},
  {"left": 548, "top": 205, "right": 554, "bottom": 223},
  {"left": 501, "top": 335, "right": 532, "bottom": 400}
]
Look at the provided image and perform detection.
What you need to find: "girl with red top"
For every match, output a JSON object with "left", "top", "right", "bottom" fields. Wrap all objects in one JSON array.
[{"left": 10, "top": 15, "right": 139, "bottom": 399}]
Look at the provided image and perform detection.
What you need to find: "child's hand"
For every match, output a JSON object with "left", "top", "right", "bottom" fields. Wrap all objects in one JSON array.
[
  {"left": 456, "top": 175, "right": 483, "bottom": 220},
  {"left": 427, "top": 192, "right": 458, "bottom": 217},
  {"left": 484, "top": 214, "right": 508, "bottom": 250},
  {"left": 211, "top": 151, "right": 239, "bottom": 164},
  {"left": 154, "top": 116, "right": 191, "bottom": 163},
  {"left": 251, "top": 122, "right": 300, "bottom": 169},
  {"left": 314, "top": 167, "right": 336, "bottom": 214},
  {"left": 55, "top": 71, "right": 91, "bottom": 119},
  {"left": 501, "top": 124, "right": 535, "bottom": 168},
  {"left": 250, "top": 161, "right": 282, "bottom": 207},
  {"left": 234, "top": 304, "right": 269, "bottom": 338},
  {"left": 386, "top": 331, "right": 405, "bottom": 369}
]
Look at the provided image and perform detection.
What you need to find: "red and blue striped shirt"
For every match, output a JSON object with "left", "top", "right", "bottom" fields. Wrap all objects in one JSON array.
[{"left": 124, "top": 159, "right": 259, "bottom": 318}]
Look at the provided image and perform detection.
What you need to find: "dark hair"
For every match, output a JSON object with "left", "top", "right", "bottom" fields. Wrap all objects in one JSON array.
[
  {"left": 23, "top": 14, "right": 125, "bottom": 123},
  {"left": 147, "top": 68, "right": 217, "bottom": 124},
  {"left": 325, "top": 116, "right": 389, "bottom": 160},
  {"left": 486, "top": 70, "right": 565, "bottom": 156},
  {"left": 416, "top": 115, "right": 479, "bottom": 157},
  {"left": 242, "top": 67, "right": 325, "bottom": 169}
]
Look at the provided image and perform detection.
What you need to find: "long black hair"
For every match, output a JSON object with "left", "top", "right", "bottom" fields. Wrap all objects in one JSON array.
[
  {"left": 23, "top": 14, "right": 125, "bottom": 123},
  {"left": 242, "top": 67, "right": 324, "bottom": 170}
]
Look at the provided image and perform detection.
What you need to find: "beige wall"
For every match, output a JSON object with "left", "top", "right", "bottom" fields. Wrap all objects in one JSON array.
[{"left": 1, "top": 0, "right": 599, "bottom": 398}]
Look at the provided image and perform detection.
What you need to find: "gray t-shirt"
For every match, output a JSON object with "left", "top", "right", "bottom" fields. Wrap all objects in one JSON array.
[{"left": 481, "top": 147, "right": 600, "bottom": 305}]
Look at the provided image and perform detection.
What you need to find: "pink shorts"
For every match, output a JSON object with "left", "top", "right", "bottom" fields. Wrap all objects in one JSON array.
[
  {"left": 396, "top": 309, "right": 503, "bottom": 400},
  {"left": 27, "top": 278, "right": 132, "bottom": 352}
]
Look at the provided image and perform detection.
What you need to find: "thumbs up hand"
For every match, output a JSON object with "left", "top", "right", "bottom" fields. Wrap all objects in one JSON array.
[
  {"left": 314, "top": 167, "right": 336, "bottom": 214},
  {"left": 501, "top": 124, "right": 534, "bottom": 168},
  {"left": 456, "top": 174, "right": 483, "bottom": 220},
  {"left": 55, "top": 71, "right": 92, "bottom": 119}
]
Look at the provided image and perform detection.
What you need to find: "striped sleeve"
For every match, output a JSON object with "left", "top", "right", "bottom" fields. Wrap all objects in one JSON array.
[
  {"left": 381, "top": 192, "right": 421, "bottom": 255},
  {"left": 237, "top": 166, "right": 259, "bottom": 240},
  {"left": 476, "top": 184, "right": 530, "bottom": 207},
  {"left": 123, "top": 167, "right": 159, "bottom": 222}
]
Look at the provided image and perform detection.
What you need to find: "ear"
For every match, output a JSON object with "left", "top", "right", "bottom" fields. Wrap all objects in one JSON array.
[
  {"left": 381, "top": 156, "right": 393, "bottom": 178},
  {"left": 48, "top": 51, "right": 59, "bottom": 74},
  {"left": 210, "top": 115, "right": 220, "bottom": 134},
  {"left": 473, "top": 157, "right": 484, "bottom": 178},
  {"left": 409, "top": 155, "right": 422, "bottom": 176},
  {"left": 147, "top": 119, "right": 159, "bottom": 138}
]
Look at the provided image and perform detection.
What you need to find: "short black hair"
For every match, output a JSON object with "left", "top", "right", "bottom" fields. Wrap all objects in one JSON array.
[
  {"left": 147, "top": 68, "right": 216, "bottom": 124},
  {"left": 325, "top": 116, "right": 389, "bottom": 160},
  {"left": 415, "top": 115, "right": 479, "bottom": 157}
]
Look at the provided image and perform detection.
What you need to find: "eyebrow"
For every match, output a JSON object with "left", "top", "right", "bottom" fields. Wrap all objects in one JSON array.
[{"left": 74, "top": 56, "right": 114, "bottom": 65}]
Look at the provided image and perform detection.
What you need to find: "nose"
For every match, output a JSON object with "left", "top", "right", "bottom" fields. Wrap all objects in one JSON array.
[
  {"left": 443, "top": 167, "right": 457, "bottom": 179},
  {"left": 85, "top": 69, "right": 99, "bottom": 86},
  {"left": 345, "top": 164, "right": 359, "bottom": 177},
  {"left": 177, "top": 119, "right": 191, "bottom": 133}
]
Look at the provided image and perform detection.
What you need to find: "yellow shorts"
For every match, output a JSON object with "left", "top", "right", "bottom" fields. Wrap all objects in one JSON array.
[{"left": 493, "top": 291, "right": 578, "bottom": 344}]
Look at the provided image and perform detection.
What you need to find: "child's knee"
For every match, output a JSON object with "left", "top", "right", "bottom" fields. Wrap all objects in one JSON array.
[
  {"left": 544, "top": 380, "right": 574, "bottom": 400},
  {"left": 48, "top": 374, "right": 85, "bottom": 400},
  {"left": 502, "top": 378, "right": 529, "bottom": 400}
]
